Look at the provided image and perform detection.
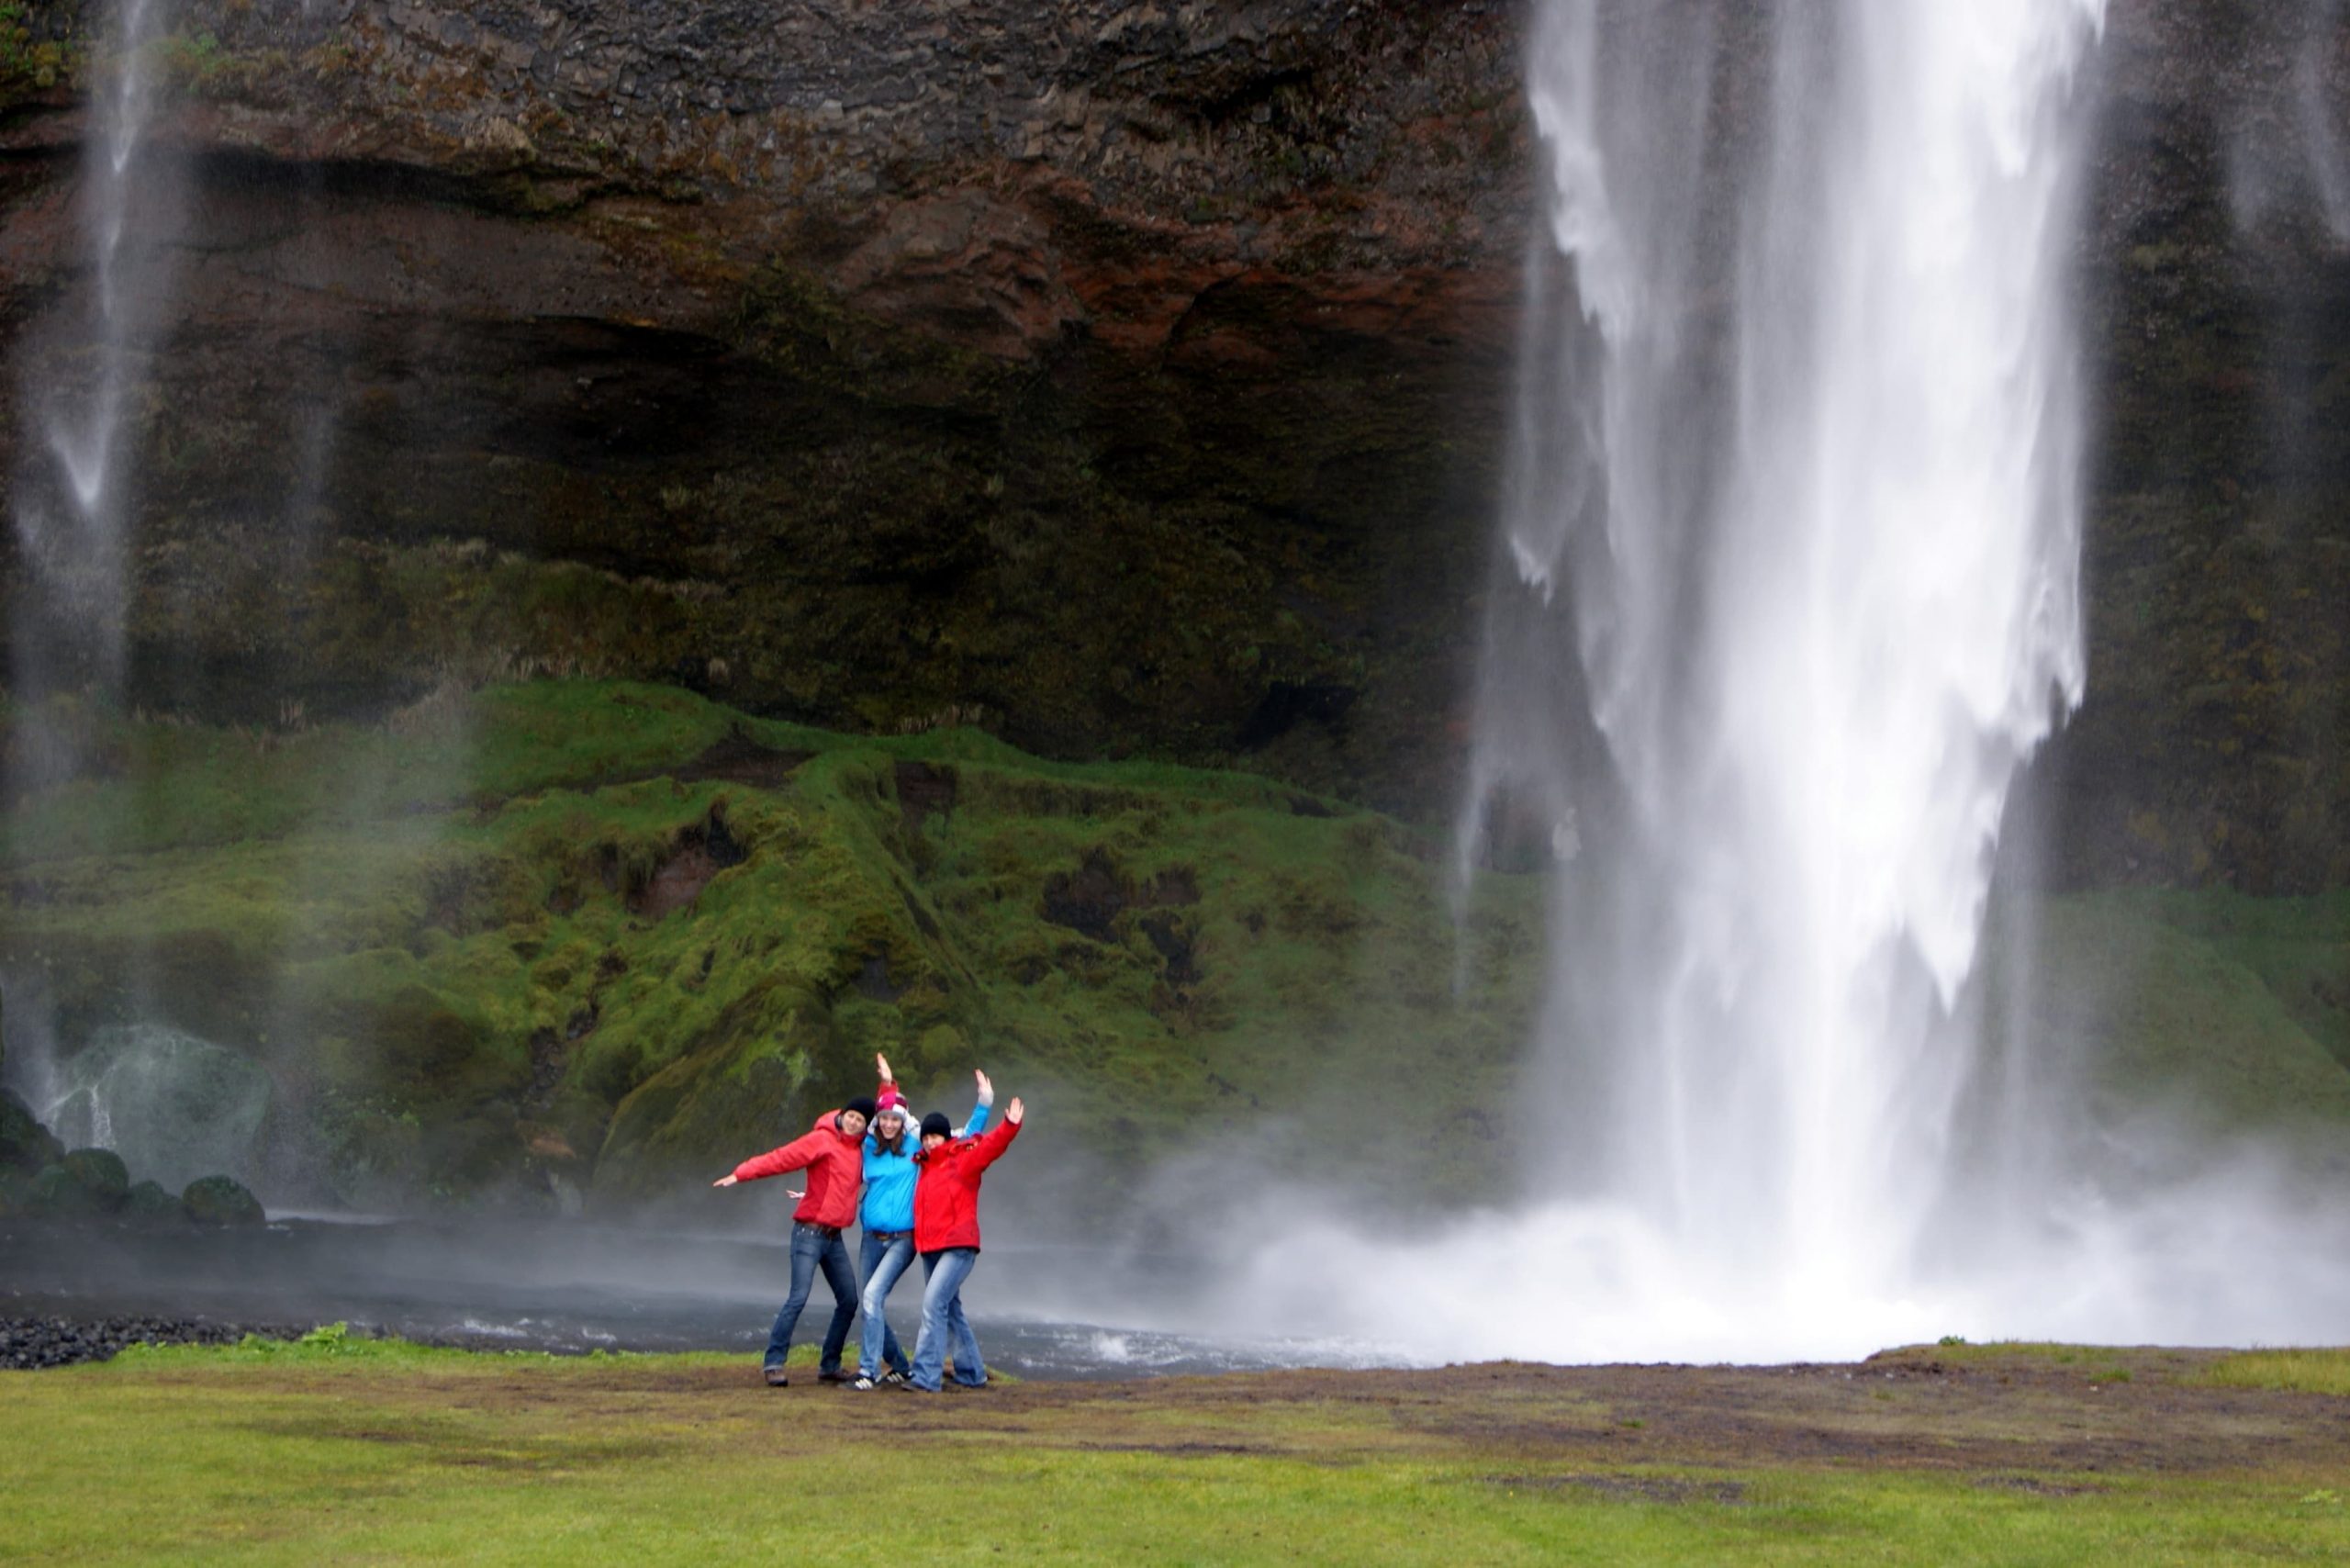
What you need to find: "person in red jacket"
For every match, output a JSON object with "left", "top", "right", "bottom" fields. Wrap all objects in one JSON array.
[
  {"left": 907, "top": 1095, "right": 1024, "bottom": 1392},
  {"left": 713, "top": 1095, "right": 876, "bottom": 1386}
]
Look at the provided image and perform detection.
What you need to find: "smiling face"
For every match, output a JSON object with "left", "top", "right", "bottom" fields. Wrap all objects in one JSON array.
[
  {"left": 921, "top": 1132, "right": 948, "bottom": 1153},
  {"left": 839, "top": 1110, "right": 869, "bottom": 1138},
  {"left": 876, "top": 1108, "right": 907, "bottom": 1139}
]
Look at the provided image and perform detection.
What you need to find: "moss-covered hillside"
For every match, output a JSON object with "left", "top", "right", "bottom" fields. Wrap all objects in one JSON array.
[
  {"left": 4, "top": 678, "right": 2345, "bottom": 1215},
  {"left": 0, "top": 681, "right": 1541, "bottom": 1210}
]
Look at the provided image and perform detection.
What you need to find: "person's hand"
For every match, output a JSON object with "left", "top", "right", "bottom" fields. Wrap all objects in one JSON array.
[
  {"left": 1006, "top": 1097, "right": 1024, "bottom": 1126},
  {"left": 784, "top": 1188, "right": 804, "bottom": 1200},
  {"left": 974, "top": 1069, "right": 993, "bottom": 1103},
  {"left": 876, "top": 1052, "right": 894, "bottom": 1084},
  {"left": 712, "top": 1174, "right": 739, "bottom": 1189}
]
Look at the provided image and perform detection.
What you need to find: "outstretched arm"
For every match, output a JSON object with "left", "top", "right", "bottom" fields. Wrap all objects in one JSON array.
[{"left": 714, "top": 1127, "right": 827, "bottom": 1187}]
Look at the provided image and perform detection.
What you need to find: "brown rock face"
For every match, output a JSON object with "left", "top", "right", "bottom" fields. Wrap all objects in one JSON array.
[
  {"left": 0, "top": 0, "right": 1530, "bottom": 817},
  {"left": 0, "top": 0, "right": 2343, "bottom": 884}
]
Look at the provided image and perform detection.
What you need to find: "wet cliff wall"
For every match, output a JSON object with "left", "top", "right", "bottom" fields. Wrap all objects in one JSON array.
[{"left": 0, "top": 0, "right": 2342, "bottom": 889}]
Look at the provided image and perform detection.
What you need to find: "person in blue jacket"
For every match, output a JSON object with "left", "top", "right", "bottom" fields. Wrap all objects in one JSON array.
[{"left": 852, "top": 1053, "right": 990, "bottom": 1390}]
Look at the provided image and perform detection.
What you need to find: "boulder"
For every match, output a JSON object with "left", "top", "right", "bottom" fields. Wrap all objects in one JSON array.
[
  {"left": 0, "top": 1089, "right": 62, "bottom": 1174},
  {"left": 123, "top": 1180, "right": 182, "bottom": 1223},
  {"left": 27, "top": 1163, "right": 104, "bottom": 1217},
  {"left": 180, "top": 1174, "right": 265, "bottom": 1226},
  {"left": 59, "top": 1148, "right": 130, "bottom": 1208}
]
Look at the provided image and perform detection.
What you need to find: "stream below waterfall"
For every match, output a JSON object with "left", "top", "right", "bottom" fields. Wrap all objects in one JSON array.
[{"left": 0, "top": 1215, "right": 1393, "bottom": 1380}]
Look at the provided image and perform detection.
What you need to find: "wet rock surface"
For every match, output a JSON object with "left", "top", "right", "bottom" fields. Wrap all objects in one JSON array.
[
  {"left": 0, "top": 1313, "right": 301, "bottom": 1371},
  {"left": 0, "top": 0, "right": 2340, "bottom": 882}
]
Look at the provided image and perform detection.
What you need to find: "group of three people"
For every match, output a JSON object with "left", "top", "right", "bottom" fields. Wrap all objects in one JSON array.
[{"left": 714, "top": 1054, "right": 1023, "bottom": 1392}]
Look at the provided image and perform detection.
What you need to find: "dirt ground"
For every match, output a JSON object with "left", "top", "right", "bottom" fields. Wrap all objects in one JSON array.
[{"left": 356, "top": 1345, "right": 2350, "bottom": 1484}]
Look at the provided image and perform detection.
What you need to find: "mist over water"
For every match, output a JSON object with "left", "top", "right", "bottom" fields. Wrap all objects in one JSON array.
[{"left": 1181, "top": 0, "right": 2350, "bottom": 1364}]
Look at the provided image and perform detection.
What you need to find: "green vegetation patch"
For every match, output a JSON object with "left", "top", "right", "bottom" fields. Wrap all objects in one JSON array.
[
  {"left": 2195, "top": 1348, "right": 2350, "bottom": 1398},
  {"left": 1, "top": 680, "right": 1540, "bottom": 1209}
]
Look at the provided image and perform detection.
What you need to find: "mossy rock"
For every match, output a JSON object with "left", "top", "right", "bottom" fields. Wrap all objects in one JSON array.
[
  {"left": 60, "top": 1147, "right": 130, "bottom": 1207},
  {"left": 0, "top": 1089, "right": 62, "bottom": 1173},
  {"left": 181, "top": 1174, "right": 265, "bottom": 1226},
  {"left": 27, "top": 1163, "right": 105, "bottom": 1217},
  {"left": 123, "top": 1179, "right": 183, "bottom": 1223},
  {"left": 0, "top": 1167, "right": 29, "bottom": 1217}
]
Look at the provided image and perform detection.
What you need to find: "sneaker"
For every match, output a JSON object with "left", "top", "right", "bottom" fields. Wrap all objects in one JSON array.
[
  {"left": 851, "top": 1375, "right": 878, "bottom": 1391},
  {"left": 817, "top": 1369, "right": 855, "bottom": 1384},
  {"left": 880, "top": 1368, "right": 911, "bottom": 1387},
  {"left": 763, "top": 1366, "right": 790, "bottom": 1387}
]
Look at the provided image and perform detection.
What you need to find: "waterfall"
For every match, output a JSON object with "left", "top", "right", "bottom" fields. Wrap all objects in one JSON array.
[
  {"left": 1466, "top": 0, "right": 2103, "bottom": 1307},
  {"left": 2, "top": 2, "right": 180, "bottom": 1119},
  {"left": 1218, "top": 0, "right": 2350, "bottom": 1362},
  {"left": 7, "top": 0, "right": 174, "bottom": 733}
]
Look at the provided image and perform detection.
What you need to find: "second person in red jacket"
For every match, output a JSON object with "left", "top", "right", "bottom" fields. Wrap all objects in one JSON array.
[
  {"left": 712, "top": 1095, "right": 875, "bottom": 1386},
  {"left": 908, "top": 1095, "right": 1024, "bottom": 1392}
]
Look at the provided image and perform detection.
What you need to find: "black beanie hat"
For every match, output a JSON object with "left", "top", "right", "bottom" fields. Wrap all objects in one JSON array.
[
  {"left": 842, "top": 1096, "right": 878, "bottom": 1125},
  {"left": 920, "top": 1112, "right": 953, "bottom": 1140}
]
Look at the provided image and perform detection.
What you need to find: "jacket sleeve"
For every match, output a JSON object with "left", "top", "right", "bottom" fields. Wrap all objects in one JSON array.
[
  {"left": 960, "top": 1098, "right": 992, "bottom": 1137},
  {"left": 961, "top": 1115, "right": 1021, "bottom": 1176},
  {"left": 733, "top": 1127, "right": 828, "bottom": 1182}
]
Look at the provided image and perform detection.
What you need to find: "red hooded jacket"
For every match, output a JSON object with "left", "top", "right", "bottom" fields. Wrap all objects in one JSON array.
[
  {"left": 732, "top": 1112, "right": 865, "bottom": 1229},
  {"left": 912, "top": 1116, "right": 1021, "bottom": 1253}
]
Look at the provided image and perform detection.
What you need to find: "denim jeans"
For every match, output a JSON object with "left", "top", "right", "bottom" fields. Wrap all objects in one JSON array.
[
  {"left": 909, "top": 1247, "right": 986, "bottom": 1391},
  {"left": 856, "top": 1230, "right": 916, "bottom": 1377},
  {"left": 765, "top": 1223, "right": 857, "bottom": 1373}
]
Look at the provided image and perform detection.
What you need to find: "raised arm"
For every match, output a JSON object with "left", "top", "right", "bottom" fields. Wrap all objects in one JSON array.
[
  {"left": 960, "top": 1069, "right": 994, "bottom": 1137},
  {"left": 962, "top": 1098, "right": 1024, "bottom": 1176}
]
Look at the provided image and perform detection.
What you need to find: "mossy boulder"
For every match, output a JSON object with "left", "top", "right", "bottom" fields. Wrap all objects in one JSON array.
[
  {"left": 59, "top": 1148, "right": 129, "bottom": 1207},
  {"left": 123, "top": 1180, "right": 182, "bottom": 1223},
  {"left": 180, "top": 1174, "right": 265, "bottom": 1226},
  {"left": 26, "top": 1163, "right": 104, "bottom": 1217},
  {"left": 0, "top": 1089, "right": 62, "bottom": 1173}
]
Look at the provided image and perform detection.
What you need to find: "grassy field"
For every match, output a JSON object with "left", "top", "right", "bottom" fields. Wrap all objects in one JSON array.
[{"left": 3, "top": 1338, "right": 2347, "bottom": 1565}]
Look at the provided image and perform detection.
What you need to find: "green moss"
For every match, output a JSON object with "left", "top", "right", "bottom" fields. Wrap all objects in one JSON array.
[{"left": 1, "top": 680, "right": 1539, "bottom": 1208}]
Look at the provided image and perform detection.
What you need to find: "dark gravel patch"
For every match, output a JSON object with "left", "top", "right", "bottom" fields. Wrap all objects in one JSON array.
[{"left": 0, "top": 1314, "right": 305, "bottom": 1371}]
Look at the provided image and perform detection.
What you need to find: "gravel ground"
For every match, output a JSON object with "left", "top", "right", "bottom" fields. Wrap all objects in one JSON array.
[{"left": 0, "top": 1314, "right": 304, "bottom": 1370}]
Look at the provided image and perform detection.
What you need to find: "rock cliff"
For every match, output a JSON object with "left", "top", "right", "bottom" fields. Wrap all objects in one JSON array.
[{"left": 0, "top": 0, "right": 2341, "bottom": 887}]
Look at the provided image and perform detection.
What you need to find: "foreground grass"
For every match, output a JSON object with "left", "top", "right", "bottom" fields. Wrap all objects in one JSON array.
[
  {"left": 2, "top": 1341, "right": 2347, "bottom": 1565},
  {"left": 2198, "top": 1348, "right": 2350, "bottom": 1398}
]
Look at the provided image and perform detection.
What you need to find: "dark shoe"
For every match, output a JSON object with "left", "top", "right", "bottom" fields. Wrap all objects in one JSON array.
[
  {"left": 763, "top": 1365, "right": 790, "bottom": 1387},
  {"left": 880, "top": 1368, "right": 911, "bottom": 1387},
  {"left": 817, "top": 1369, "right": 855, "bottom": 1384},
  {"left": 851, "top": 1375, "right": 878, "bottom": 1391}
]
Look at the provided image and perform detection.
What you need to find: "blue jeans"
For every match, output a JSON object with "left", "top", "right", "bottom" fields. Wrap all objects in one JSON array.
[
  {"left": 856, "top": 1230, "right": 915, "bottom": 1377},
  {"left": 910, "top": 1247, "right": 986, "bottom": 1391},
  {"left": 766, "top": 1223, "right": 857, "bottom": 1373}
]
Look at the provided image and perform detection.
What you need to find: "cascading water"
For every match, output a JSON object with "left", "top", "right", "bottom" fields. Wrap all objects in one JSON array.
[
  {"left": 7, "top": 0, "right": 173, "bottom": 725},
  {"left": 1199, "top": 0, "right": 2350, "bottom": 1364},
  {"left": 2, "top": 1, "right": 179, "bottom": 1111},
  {"left": 1474, "top": 0, "right": 2101, "bottom": 1308}
]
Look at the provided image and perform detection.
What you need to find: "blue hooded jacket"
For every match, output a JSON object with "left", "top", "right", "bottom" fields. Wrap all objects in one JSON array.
[{"left": 860, "top": 1099, "right": 988, "bottom": 1233}]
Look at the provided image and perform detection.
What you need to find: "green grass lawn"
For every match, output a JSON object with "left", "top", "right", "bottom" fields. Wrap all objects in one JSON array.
[{"left": 3, "top": 1339, "right": 2347, "bottom": 1565}]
